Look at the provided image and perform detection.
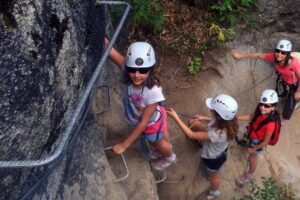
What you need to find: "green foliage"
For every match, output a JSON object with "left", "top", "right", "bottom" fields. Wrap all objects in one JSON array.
[
  {"left": 187, "top": 57, "right": 202, "bottom": 76},
  {"left": 232, "top": 177, "right": 296, "bottom": 200},
  {"left": 110, "top": 0, "right": 164, "bottom": 33},
  {"left": 209, "top": 23, "right": 235, "bottom": 42},
  {"left": 211, "top": 0, "right": 259, "bottom": 27},
  {"left": 132, "top": 0, "right": 164, "bottom": 32}
]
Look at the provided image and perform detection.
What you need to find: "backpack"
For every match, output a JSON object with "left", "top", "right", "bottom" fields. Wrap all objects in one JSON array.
[
  {"left": 291, "top": 52, "right": 300, "bottom": 61},
  {"left": 246, "top": 115, "right": 281, "bottom": 146}
]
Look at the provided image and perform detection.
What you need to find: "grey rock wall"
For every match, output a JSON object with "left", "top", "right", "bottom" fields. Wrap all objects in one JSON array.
[
  {"left": 31, "top": 114, "right": 125, "bottom": 200},
  {"left": 0, "top": 0, "right": 105, "bottom": 198},
  {"left": 231, "top": 0, "right": 300, "bottom": 53}
]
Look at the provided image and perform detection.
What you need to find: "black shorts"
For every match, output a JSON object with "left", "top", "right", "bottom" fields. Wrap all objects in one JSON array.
[{"left": 202, "top": 149, "right": 227, "bottom": 172}]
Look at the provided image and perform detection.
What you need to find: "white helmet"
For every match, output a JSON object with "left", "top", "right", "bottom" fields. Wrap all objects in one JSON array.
[
  {"left": 260, "top": 89, "right": 278, "bottom": 104},
  {"left": 206, "top": 94, "right": 238, "bottom": 120},
  {"left": 125, "top": 42, "right": 156, "bottom": 68},
  {"left": 276, "top": 39, "right": 292, "bottom": 52}
]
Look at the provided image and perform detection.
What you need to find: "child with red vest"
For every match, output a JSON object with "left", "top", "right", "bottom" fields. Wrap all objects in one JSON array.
[
  {"left": 237, "top": 89, "right": 281, "bottom": 185},
  {"left": 231, "top": 39, "right": 300, "bottom": 126}
]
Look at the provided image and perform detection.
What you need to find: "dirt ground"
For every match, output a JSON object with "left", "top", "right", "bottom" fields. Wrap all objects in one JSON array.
[{"left": 154, "top": 48, "right": 248, "bottom": 200}]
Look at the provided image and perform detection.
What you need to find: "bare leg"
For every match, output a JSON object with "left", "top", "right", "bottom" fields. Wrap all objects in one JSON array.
[
  {"left": 149, "top": 137, "right": 172, "bottom": 157},
  {"left": 248, "top": 153, "right": 258, "bottom": 174},
  {"left": 208, "top": 171, "right": 221, "bottom": 191}
]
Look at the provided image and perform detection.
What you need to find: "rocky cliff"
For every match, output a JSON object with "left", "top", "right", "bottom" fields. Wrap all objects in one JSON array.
[{"left": 0, "top": 0, "right": 105, "bottom": 199}]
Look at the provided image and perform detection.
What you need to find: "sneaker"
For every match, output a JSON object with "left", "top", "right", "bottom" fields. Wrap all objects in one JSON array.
[
  {"left": 196, "top": 189, "right": 220, "bottom": 200},
  {"left": 151, "top": 153, "right": 177, "bottom": 171},
  {"left": 149, "top": 149, "right": 163, "bottom": 160},
  {"left": 237, "top": 173, "right": 255, "bottom": 186},
  {"left": 207, "top": 190, "right": 221, "bottom": 200},
  {"left": 294, "top": 102, "right": 299, "bottom": 110}
]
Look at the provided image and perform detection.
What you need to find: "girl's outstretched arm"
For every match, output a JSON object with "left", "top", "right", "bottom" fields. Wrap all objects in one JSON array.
[
  {"left": 167, "top": 108, "right": 209, "bottom": 141},
  {"left": 231, "top": 49, "right": 265, "bottom": 60},
  {"left": 193, "top": 114, "right": 212, "bottom": 122},
  {"left": 237, "top": 114, "right": 254, "bottom": 122},
  {"left": 112, "top": 103, "right": 158, "bottom": 154},
  {"left": 104, "top": 38, "right": 125, "bottom": 69}
]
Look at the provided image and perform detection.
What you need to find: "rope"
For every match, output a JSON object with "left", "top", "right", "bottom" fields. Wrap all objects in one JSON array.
[{"left": 233, "top": 71, "right": 275, "bottom": 98}]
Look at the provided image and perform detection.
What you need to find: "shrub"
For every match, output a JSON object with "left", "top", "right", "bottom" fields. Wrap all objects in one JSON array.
[
  {"left": 211, "top": 0, "right": 259, "bottom": 27},
  {"left": 232, "top": 177, "right": 296, "bottom": 200},
  {"left": 131, "top": 0, "right": 164, "bottom": 32},
  {"left": 209, "top": 23, "right": 235, "bottom": 43},
  {"left": 109, "top": 0, "right": 164, "bottom": 33},
  {"left": 187, "top": 57, "right": 201, "bottom": 76}
]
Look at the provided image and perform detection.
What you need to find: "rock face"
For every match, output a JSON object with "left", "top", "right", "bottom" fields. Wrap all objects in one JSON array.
[
  {"left": 0, "top": 0, "right": 105, "bottom": 198},
  {"left": 31, "top": 114, "right": 127, "bottom": 200}
]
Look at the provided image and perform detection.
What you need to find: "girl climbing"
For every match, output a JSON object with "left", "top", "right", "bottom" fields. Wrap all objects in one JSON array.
[
  {"left": 167, "top": 94, "right": 239, "bottom": 200},
  {"left": 231, "top": 39, "right": 300, "bottom": 126},
  {"left": 105, "top": 38, "right": 176, "bottom": 171},
  {"left": 236, "top": 89, "right": 281, "bottom": 185}
]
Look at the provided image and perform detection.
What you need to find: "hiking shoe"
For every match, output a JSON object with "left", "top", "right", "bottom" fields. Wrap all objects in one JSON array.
[
  {"left": 151, "top": 153, "right": 177, "bottom": 171},
  {"left": 207, "top": 190, "right": 221, "bottom": 200},
  {"left": 149, "top": 149, "right": 163, "bottom": 160},
  {"left": 237, "top": 173, "right": 255, "bottom": 186},
  {"left": 196, "top": 189, "right": 220, "bottom": 200},
  {"left": 294, "top": 102, "right": 299, "bottom": 110}
]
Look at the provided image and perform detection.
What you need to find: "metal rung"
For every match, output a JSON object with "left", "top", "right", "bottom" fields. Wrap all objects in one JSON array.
[
  {"left": 95, "top": 85, "right": 111, "bottom": 115},
  {"left": 153, "top": 170, "right": 166, "bottom": 184},
  {"left": 103, "top": 146, "right": 129, "bottom": 183}
]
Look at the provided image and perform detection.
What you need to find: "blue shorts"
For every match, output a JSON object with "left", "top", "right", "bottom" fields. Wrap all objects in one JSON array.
[
  {"left": 144, "top": 132, "right": 164, "bottom": 142},
  {"left": 250, "top": 139, "right": 263, "bottom": 155},
  {"left": 202, "top": 149, "right": 227, "bottom": 172}
]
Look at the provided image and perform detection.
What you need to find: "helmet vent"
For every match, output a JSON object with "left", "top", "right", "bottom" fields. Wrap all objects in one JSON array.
[
  {"left": 146, "top": 47, "right": 151, "bottom": 56},
  {"left": 215, "top": 99, "right": 229, "bottom": 108},
  {"left": 135, "top": 58, "right": 144, "bottom": 66},
  {"left": 262, "top": 97, "right": 267, "bottom": 102}
]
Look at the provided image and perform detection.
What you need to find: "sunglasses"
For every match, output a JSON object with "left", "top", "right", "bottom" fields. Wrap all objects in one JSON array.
[
  {"left": 126, "top": 66, "right": 151, "bottom": 74},
  {"left": 259, "top": 103, "right": 273, "bottom": 108},
  {"left": 275, "top": 49, "right": 287, "bottom": 55}
]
